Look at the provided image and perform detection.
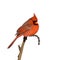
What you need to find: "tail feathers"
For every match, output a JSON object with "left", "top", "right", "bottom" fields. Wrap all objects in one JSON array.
[{"left": 8, "top": 36, "right": 19, "bottom": 49}]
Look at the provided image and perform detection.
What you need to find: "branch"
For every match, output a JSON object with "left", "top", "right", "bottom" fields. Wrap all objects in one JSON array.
[
  {"left": 17, "top": 35, "right": 40, "bottom": 60},
  {"left": 32, "top": 35, "right": 40, "bottom": 45},
  {"left": 18, "top": 37, "right": 27, "bottom": 60}
]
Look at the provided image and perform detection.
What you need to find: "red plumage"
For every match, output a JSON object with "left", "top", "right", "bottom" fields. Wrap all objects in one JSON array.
[{"left": 8, "top": 13, "right": 39, "bottom": 48}]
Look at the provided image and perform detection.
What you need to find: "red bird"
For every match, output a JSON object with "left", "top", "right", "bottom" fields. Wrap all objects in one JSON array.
[{"left": 8, "top": 13, "right": 39, "bottom": 48}]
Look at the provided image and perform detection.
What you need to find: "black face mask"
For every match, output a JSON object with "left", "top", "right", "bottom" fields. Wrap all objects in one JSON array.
[{"left": 33, "top": 20, "right": 38, "bottom": 25}]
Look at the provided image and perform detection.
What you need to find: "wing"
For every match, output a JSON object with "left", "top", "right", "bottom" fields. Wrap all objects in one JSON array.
[
  {"left": 16, "top": 24, "right": 33, "bottom": 36},
  {"left": 16, "top": 19, "right": 33, "bottom": 36}
]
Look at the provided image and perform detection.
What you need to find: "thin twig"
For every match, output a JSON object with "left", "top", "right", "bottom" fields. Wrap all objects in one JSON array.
[
  {"left": 32, "top": 35, "right": 40, "bottom": 45},
  {"left": 18, "top": 37, "right": 27, "bottom": 60},
  {"left": 17, "top": 35, "right": 40, "bottom": 60}
]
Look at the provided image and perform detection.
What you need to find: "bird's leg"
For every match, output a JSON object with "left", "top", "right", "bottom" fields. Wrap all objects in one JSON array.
[
  {"left": 18, "top": 37, "right": 27, "bottom": 60},
  {"left": 32, "top": 35, "right": 40, "bottom": 45}
]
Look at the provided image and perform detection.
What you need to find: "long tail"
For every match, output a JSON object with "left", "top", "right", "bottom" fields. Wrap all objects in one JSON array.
[{"left": 8, "top": 36, "right": 20, "bottom": 49}]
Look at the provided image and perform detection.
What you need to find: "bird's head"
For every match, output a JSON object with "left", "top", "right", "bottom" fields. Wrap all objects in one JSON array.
[
  {"left": 30, "top": 13, "right": 38, "bottom": 25},
  {"left": 31, "top": 13, "right": 38, "bottom": 21}
]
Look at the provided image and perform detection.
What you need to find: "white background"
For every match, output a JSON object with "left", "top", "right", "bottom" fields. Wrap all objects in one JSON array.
[{"left": 0, "top": 0, "right": 60, "bottom": 60}]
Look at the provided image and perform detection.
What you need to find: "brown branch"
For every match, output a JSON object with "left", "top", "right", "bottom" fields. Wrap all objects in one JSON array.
[
  {"left": 18, "top": 37, "right": 27, "bottom": 60},
  {"left": 17, "top": 35, "right": 40, "bottom": 60}
]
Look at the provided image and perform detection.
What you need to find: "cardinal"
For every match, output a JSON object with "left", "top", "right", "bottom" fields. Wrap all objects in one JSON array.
[{"left": 8, "top": 13, "right": 40, "bottom": 48}]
